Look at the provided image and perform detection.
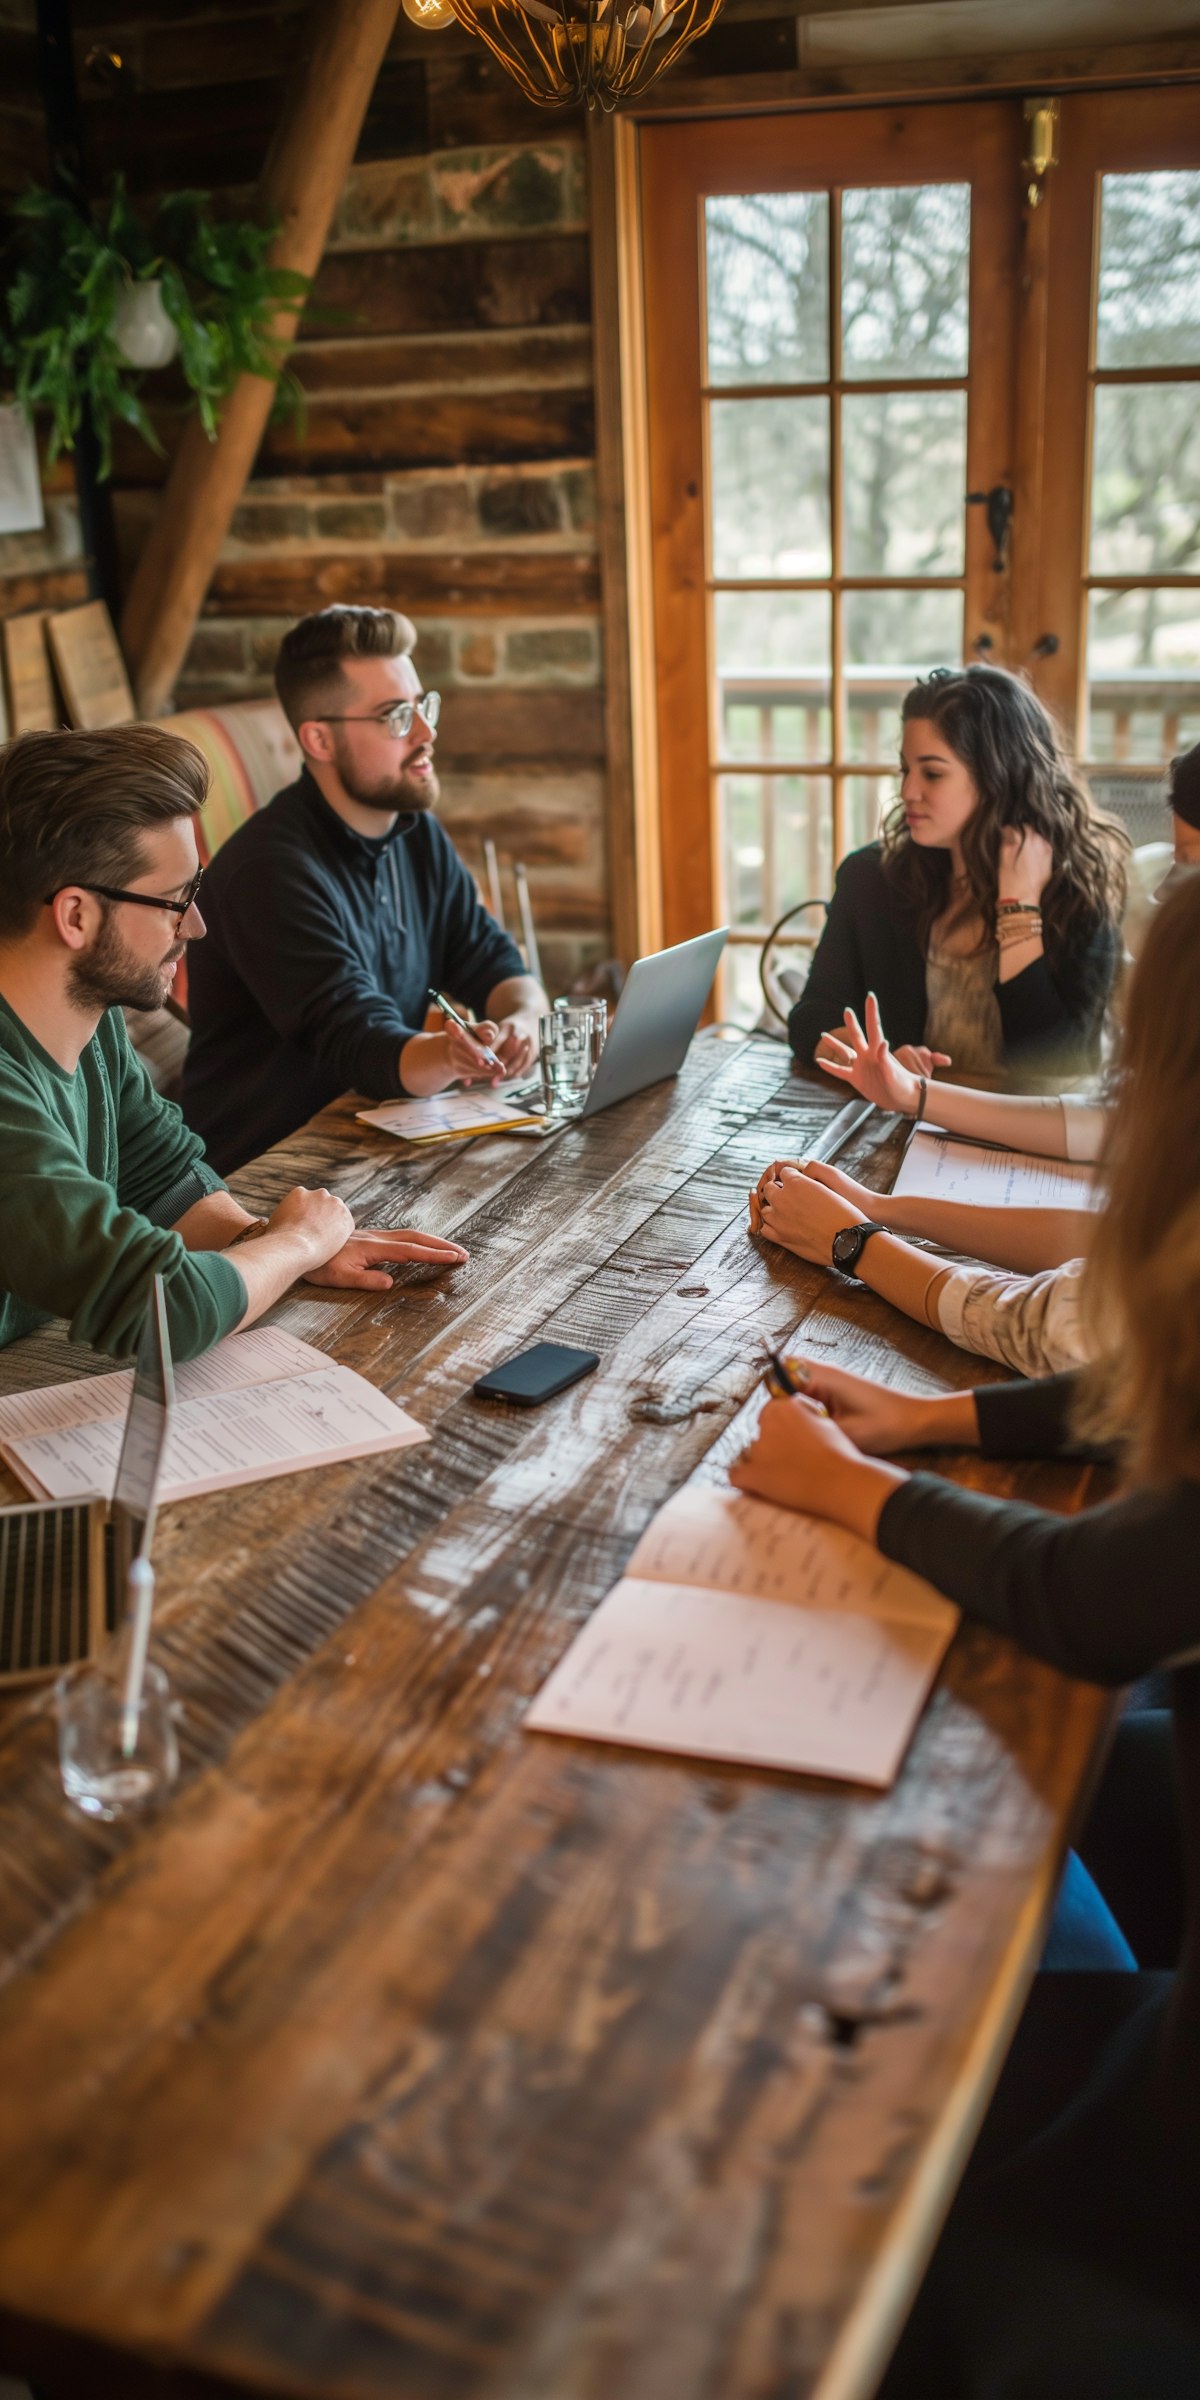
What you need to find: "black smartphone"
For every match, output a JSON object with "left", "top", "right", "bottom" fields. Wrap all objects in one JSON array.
[{"left": 473, "top": 1342, "right": 600, "bottom": 1407}]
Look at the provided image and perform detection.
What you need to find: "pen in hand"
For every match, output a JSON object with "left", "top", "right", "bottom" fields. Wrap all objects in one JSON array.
[
  {"left": 428, "top": 987, "right": 503, "bottom": 1073},
  {"left": 764, "top": 1349, "right": 818, "bottom": 1403}
]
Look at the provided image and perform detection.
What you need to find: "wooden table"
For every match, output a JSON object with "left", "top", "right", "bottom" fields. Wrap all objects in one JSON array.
[{"left": 0, "top": 1037, "right": 1110, "bottom": 2400}]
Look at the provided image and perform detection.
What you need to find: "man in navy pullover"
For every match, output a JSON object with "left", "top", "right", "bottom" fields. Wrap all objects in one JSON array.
[{"left": 183, "top": 607, "right": 547, "bottom": 1173}]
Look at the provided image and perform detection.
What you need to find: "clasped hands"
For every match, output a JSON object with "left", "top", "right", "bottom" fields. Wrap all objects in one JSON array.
[{"left": 748, "top": 1155, "right": 885, "bottom": 1264}]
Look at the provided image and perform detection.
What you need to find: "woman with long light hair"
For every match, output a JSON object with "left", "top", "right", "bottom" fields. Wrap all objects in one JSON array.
[{"left": 735, "top": 869, "right": 1200, "bottom": 2394}]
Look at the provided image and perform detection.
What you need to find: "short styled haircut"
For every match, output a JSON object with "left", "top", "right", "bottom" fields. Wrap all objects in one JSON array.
[
  {"left": 273, "top": 606, "right": 417, "bottom": 733},
  {"left": 0, "top": 723, "right": 208, "bottom": 942}
]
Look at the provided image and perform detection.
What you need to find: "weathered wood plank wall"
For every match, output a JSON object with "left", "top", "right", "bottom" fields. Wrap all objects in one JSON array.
[{"left": 0, "top": 4, "right": 92, "bottom": 633}]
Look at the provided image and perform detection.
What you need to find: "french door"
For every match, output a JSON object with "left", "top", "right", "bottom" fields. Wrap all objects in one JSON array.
[{"left": 641, "top": 93, "right": 1200, "bottom": 1016}]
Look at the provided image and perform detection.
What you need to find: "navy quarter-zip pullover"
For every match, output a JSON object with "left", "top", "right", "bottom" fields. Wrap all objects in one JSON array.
[{"left": 182, "top": 769, "right": 525, "bottom": 1172}]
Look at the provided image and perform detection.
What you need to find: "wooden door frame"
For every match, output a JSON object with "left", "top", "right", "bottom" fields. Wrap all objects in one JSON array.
[
  {"left": 637, "top": 100, "right": 1025, "bottom": 951},
  {"left": 589, "top": 56, "right": 1200, "bottom": 964}
]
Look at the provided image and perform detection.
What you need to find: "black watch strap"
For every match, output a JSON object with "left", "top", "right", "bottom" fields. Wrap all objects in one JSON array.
[{"left": 831, "top": 1219, "right": 887, "bottom": 1276}]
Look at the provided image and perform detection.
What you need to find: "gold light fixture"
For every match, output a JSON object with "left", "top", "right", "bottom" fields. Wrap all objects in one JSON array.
[{"left": 407, "top": 0, "right": 726, "bottom": 109}]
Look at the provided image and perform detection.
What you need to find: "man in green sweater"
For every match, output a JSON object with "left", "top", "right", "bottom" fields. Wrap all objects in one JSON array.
[{"left": 0, "top": 724, "right": 467, "bottom": 1362}]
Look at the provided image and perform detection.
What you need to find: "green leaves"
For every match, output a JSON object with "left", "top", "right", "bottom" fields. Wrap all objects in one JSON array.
[{"left": 0, "top": 174, "right": 315, "bottom": 478}]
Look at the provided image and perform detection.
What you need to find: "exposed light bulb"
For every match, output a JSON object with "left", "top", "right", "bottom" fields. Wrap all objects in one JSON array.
[{"left": 401, "top": 0, "right": 457, "bottom": 25}]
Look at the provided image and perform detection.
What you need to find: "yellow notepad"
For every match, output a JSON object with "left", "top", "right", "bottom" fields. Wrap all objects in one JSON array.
[{"left": 357, "top": 1087, "right": 544, "bottom": 1143}]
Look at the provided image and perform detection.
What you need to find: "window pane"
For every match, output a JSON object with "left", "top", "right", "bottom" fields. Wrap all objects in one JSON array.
[
  {"left": 1097, "top": 172, "right": 1200, "bottom": 369},
  {"left": 718, "top": 773, "right": 833, "bottom": 933},
  {"left": 841, "top": 185, "right": 970, "bottom": 380},
  {"left": 843, "top": 588, "right": 964, "bottom": 761},
  {"left": 842, "top": 775, "right": 896, "bottom": 856},
  {"left": 842, "top": 389, "right": 966, "bottom": 574},
  {"left": 705, "top": 193, "right": 830, "bottom": 386},
  {"left": 710, "top": 397, "right": 831, "bottom": 577},
  {"left": 1090, "top": 384, "right": 1200, "bottom": 575},
  {"left": 715, "top": 591, "right": 831, "bottom": 763},
  {"left": 1086, "top": 588, "right": 1200, "bottom": 764}
]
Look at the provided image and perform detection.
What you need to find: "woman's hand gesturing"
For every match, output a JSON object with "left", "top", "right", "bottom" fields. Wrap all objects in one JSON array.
[{"left": 818, "top": 994, "right": 949, "bottom": 1112}]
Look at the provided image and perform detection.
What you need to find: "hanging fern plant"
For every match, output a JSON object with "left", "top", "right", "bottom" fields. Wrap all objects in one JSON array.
[{"left": 0, "top": 176, "right": 313, "bottom": 478}]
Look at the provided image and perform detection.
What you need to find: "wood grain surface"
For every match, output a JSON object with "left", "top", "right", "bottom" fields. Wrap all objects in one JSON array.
[{"left": 0, "top": 1039, "right": 1110, "bottom": 2400}]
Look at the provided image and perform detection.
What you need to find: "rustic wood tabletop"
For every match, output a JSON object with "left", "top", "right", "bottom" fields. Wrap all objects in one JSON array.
[{"left": 0, "top": 1035, "right": 1109, "bottom": 2400}]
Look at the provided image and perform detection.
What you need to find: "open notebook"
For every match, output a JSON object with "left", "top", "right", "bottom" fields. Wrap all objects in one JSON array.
[
  {"left": 527, "top": 1483, "right": 957, "bottom": 1788},
  {"left": 892, "top": 1128, "right": 1101, "bottom": 1212},
  {"left": 0, "top": 1325, "right": 427, "bottom": 1507}
]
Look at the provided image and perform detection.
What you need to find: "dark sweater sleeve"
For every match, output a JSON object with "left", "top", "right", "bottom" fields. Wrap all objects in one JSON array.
[
  {"left": 970, "top": 1370, "right": 1111, "bottom": 1460},
  {"left": 209, "top": 847, "right": 421, "bottom": 1099},
  {"left": 787, "top": 860, "right": 869, "bottom": 1065},
  {"left": 429, "top": 829, "right": 527, "bottom": 1018},
  {"left": 878, "top": 1472, "right": 1200, "bottom": 1687},
  {"left": 997, "top": 916, "right": 1118, "bottom": 1069}
]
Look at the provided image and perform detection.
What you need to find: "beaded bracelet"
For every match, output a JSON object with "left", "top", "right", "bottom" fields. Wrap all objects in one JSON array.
[{"left": 997, "top": 911, "right": 1043, "bottom": 940}]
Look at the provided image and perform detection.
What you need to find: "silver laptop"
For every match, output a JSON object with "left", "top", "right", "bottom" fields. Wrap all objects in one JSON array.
[
  {"left": 0, "top": 1277, "right": 173, "bottom": 1686},
  {"left": 580, "top": 928, "right": 728, "bottom": 1118}
]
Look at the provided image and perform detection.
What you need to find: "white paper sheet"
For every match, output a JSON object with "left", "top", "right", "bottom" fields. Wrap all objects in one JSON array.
[
  {"left": 0, "top": 1327, "right": 427, "bottom": 1504},
  {"left": 527, "top": 1490, "right": 957, "bottom": 1788},
  {"left": 357, "top": 1084, "right": 542, "bottom": 1142},
  {"left": 891, "top": 1129, "right": 1102, "bottom": 1212}
]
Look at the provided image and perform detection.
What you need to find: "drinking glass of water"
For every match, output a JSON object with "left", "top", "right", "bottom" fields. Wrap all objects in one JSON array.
[
  {"left": 56, "top": 1656, "right": 180, "bottom": 1821},
  {"left": 539, "top": 1006, "right": 594, "bottom": 1117}
]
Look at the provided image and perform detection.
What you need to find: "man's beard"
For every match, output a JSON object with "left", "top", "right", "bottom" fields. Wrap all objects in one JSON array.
[
  {"left": 68, "top": 909, "right": 183, "bottom": 1015},
  {"left": 333, "top": 733, "right": 440, "bottom": 814}
]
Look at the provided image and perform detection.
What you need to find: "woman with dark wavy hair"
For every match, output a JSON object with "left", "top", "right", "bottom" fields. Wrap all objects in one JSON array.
[{"left": 788, "top": 665, "right": 1128, "bottom": 1081}]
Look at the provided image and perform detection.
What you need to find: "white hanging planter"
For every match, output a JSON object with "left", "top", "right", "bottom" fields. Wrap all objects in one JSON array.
[{"left": 111, "top": 278, "right": 179, "bottom": 370}]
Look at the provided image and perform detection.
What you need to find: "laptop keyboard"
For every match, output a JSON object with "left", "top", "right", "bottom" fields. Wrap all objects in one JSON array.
[{"left": 0, "top": 1503, "right": 96, "bottom": 1682}]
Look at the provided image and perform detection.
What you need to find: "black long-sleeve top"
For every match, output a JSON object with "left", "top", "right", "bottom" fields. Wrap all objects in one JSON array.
[
  {"left": 182, "top": 769, "right": 525, "bottom": 1173},
  {"left": 787, "top": 843, "right": 1119, "bottom": 1076},
  {"left": 878, "top": 1371, "right": 1200, "bottom": 2120}
]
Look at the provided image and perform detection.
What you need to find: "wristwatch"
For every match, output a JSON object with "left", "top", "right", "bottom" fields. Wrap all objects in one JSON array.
[{"left": 831, "top": 1220, "right": 887, "bottom": 1277}]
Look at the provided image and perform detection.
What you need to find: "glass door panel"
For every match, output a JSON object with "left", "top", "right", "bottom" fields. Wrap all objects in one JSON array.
[
  {"left": 643, "top": 103, "right": 1021, "bottom": 1011},
  {"left": 1033, "top": 102, "right": 1200, "bottom": 843}
]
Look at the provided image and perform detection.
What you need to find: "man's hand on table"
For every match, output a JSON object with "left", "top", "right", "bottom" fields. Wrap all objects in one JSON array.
[{"left": 304, "top": 1228, "right": 469, "bottom": 1292}]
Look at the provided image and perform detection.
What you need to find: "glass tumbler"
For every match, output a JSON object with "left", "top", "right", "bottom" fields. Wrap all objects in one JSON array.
[
  {"left": 56, "top": 1657, "right": 180, "bottom": 1822},
  {"left": 539, "top": 1006, "right": 594, "bottom": 1118}
]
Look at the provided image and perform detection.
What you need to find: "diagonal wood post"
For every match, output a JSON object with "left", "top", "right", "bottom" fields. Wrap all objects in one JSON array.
[{"left": 120, "top": 0, "right": 400, "bottom": 720}]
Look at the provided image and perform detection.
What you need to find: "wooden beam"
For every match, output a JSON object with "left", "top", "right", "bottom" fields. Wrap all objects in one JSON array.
[{"left": 119, "top": 0, "right": 401, "bottom": 720}]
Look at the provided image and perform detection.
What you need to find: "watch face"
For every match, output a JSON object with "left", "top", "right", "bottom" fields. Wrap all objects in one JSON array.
[{"left": 831, "top": 1226, "right": 861, "bottom": 1269}]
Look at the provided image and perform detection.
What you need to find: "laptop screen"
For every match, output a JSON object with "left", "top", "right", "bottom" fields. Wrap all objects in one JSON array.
[{"left": 110, "top": 1276, "right": 175, "bottom": 1594}]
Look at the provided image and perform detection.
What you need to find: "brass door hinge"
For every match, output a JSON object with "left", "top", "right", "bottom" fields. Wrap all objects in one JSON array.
[{"left": 1023, "top": 96, "right": 1060, "bottom": 209}]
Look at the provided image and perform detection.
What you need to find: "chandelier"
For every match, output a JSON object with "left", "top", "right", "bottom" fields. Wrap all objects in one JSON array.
[{"left": 400, "top": 0, "right": 726, "bottom": 109}]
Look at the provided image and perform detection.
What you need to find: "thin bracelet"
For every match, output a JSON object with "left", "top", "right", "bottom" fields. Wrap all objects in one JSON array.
[{"left": 913, "top": 1073, "right": 928, "bottom": 1124}]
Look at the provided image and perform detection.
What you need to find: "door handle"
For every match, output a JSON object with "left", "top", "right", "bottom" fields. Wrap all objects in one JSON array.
[{"left": 965, "top": 483, "right": 1014, "bottom": 572}]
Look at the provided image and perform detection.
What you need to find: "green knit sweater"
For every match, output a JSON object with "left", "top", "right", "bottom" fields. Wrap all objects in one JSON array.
[{"left": 0, "top": 995, "right": 247, "bottom": 1362}]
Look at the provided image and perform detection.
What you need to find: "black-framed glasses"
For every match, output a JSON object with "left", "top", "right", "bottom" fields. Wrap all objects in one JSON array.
[
  {"left": 46, "top": 867, "right": 205, "bottom": 926},
  {"left": 319, "top": 693, "right": 441, "bottom": 739}
]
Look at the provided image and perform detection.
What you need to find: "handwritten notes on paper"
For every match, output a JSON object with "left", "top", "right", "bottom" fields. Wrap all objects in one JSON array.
[
  {"left": 357, "top": 1084, "right": 544, "bottom": 1144},
  {"left": 526, "top": 1486, "right": 957, "bottom": 1788},
  {"left": 0, "top": 1326, "right": 427, "bottom": 1506},
  {"left": 892, "top": 1129, "right": 1102, "bottom": 1213}
]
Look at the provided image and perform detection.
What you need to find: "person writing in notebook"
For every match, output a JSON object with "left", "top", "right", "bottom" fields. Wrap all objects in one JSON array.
[
  {"left": 182, "top": 605, "right": 549, "bottom": 1173},
  {"left": 787, "top": 665, "right": 1127, "bottom": 1082},
  {"left": 0, "top": 726, "right": 467, "bottom": 1364}
]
